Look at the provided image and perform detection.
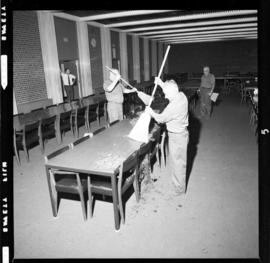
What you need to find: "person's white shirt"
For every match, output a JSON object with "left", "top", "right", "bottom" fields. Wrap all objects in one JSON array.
[{"left": 61, "top": 72, "right": 76, "bottom": 86}]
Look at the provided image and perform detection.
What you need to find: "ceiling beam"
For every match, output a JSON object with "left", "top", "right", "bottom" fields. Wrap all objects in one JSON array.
[
  {"left": 149, "top": 28, "right": 257, "bottom": 39},
  {"left": 161, "top": 33, "right": 257, "bottom": 42},
  {"left": 107, "top": 10, "right": 257, "bottom": 27},
  {"left": 140, "top": 22, "right": 257, "bottom": 35},
  {"left": 123, "top": 17, "right": 257, "bottom": 32},
  {"left": 170, "top": 36, "right": 257, "bottom": 44},
  {"left": 80, "top": 10, "right": 175, "bottom": 21}
]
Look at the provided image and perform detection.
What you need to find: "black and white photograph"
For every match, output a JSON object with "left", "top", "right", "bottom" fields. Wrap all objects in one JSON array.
[{"left": 1, "top": 5, "right": 270, "bottom": 261}]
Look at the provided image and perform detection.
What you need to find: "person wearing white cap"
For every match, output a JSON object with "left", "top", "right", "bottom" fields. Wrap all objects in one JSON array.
[
  {"left": 139, "top": 78, "right": 189, "bottom": 195},
  {"left": 103, "top": 69, "right": 137, "bottom": 123}
]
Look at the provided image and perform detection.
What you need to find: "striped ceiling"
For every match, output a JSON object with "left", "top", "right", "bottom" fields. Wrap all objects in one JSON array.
[{"left": 56, "top": 10, "right": 258, "bottom": 44}]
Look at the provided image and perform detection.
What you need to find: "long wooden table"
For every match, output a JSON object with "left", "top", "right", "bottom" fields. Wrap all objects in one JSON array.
[{"left": 45, "top": 119, "right": 154, "bottom": 230}]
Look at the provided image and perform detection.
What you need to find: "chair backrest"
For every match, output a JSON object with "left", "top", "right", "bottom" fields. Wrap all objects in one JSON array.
[
  {"left": 109, "top": 120, "right": 120, "bottom": 127},
  {"left": 31, "top": 107, "right": 44, "bottom": 112},
  {"left": 41, "top": 115, "right": 56, "bottom": 127},
  {"left": 93, "top": 126, "right": 106, "bottom": 136},
  {"left": 47, "top": 104, "right": 57, "bottom": 109},
  {"left": 88, "top": 103, "right": 98, "bottom": 114},
  {"left": 45, "top": 145, "right": 70, "bottom": 162},
  {"left": 24, "top": 120, "right": 40, "bottom": 133},
  {"left": 60, "top": 110, "right": 71, "bottom": 120},
  {"left": 71, "top": 135, "right": 90, "bottom": 147},
  {"left": 138, "top": 141, "right": 152, "bottom": 161},
  {"left": 117, "top": 151, "right": 138, "bottom": 188},
  {"left": 77, "top": 106, "right": 87, "bottom": 117}
]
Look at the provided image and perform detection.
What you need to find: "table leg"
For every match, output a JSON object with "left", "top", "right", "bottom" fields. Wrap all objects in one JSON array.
[
  {"left": 45, "top": 166, "right": 58, "bottom": 217},
  {"left": 111, "top": 173, "right": 120, "bottom": 230}
]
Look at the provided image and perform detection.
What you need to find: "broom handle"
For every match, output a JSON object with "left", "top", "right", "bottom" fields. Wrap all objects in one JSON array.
[
  {"left": 105, "top": 66, "right": 137, "bottom": 90},
  {"left": 148, "top": 45, "right": 171, "bottom": 107}
]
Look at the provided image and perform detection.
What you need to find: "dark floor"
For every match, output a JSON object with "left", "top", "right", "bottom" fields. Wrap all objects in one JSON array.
[{"left": 13, "top": 87, "right": 258, "bottom": 258}]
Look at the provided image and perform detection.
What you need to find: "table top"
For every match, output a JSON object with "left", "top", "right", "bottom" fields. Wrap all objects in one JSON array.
[{"left": 45, "top": 119, "right": 146, "bottom": 176}]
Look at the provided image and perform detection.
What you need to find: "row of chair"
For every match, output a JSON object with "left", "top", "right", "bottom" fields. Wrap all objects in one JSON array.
[
  {"left": 14, "top": 101, "right": 107, "bottom": 165},
  {"left": 45, "top": 122, "right": 167, "bottom": 226}
]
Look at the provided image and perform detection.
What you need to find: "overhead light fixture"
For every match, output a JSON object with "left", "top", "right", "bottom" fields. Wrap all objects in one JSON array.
[
  {"left": 140, "top": 22, "right": 257, "bottom": 35},
  {"left": 80, "top": 10, "right": 175, "bottom": 21},
  {"left": 124, "top": 17, "right": 257, "bottom": 32},
  {"left": 107, "top": 10, "right": 257, "bottom": 27},
  {"left": 150, "top": 28, "right": 257, "bottom": 39},
  {"left": 169, "top": 36, "right": 257, "bottom": 44},
  {"left": 161, "top": 33, "right": 257, "bottom": 42}
]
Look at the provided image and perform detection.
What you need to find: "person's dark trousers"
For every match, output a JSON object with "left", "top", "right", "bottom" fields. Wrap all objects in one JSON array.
[
  {"left": 64, "top": 85, "right": 74, "bottom": 102},
  {"left": 199, "top": 87, "right": 212, "bottom": 117}
]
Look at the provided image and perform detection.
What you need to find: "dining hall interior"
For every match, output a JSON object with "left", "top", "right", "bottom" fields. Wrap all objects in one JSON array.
[{"left": 12, "top": 10, "right": 259, "bottom": 258}]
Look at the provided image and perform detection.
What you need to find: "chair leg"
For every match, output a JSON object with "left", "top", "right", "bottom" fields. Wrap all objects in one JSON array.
[
  {"left": 118, "top": 189, "right": 125, "bottom": 225},
  {"left": 133, "top": 175, "right": 140, "bottom": 202},
  {"left": 23, "top": 145, "right": 29, "bottom": 162},
  {"left": 87, "top": 177, "right": 93, "bottom": 218},
  {"left": 14, "top": 147, "right": 21, "bottom": 166},
  {"left": 78, "top": 187, "right": 87, "bottom": 221}
]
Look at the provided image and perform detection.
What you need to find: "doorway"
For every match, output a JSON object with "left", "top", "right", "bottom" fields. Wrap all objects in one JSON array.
[{"left": 60, "top": 59, "right": 82, "bottom": 102}]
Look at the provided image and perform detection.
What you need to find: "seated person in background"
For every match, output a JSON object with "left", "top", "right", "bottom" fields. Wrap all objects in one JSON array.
[
  {"left": 103, "top": 69, "right": 137, "bottom": 123},
  {"left": 138, "top": 78, "right": 189, "bottom": 195}
]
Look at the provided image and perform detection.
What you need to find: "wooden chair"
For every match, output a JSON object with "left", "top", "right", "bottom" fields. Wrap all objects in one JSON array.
[
  {"left": 71, "top": 106, "right": 87, "bottom": 138},
  {"left": 85, "top": 103, "right": 99, "bottom": 132},
  {"left": 14, "top": 120, "right": 41, "bottom": 164},
  {"left": 59, "top": 110, "right": 73, "bottom": 142},
  {"left": 88, "top": 150, "right": 139, "bottom": 224},
  {"left": 40, "top": 115, "right": 57, "bottom": 153},
  {"left": 45, "top": 145, "right": 88, "bottom": 221},
  {"left": 138, "top": 141, "right": 152, "bottom": 182}
]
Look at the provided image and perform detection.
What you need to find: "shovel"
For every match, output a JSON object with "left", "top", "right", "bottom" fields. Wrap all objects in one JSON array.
[{"left": 128, "top": 45, "right": 171, "bottom": 143}]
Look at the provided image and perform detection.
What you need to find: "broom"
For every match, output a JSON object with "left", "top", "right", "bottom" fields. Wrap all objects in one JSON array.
[
  {"left": 105, "top": 66, "right": 138, "bottom": 91},
  {"left": 128, "top": 45, "right": 171, "bottom": 143}
]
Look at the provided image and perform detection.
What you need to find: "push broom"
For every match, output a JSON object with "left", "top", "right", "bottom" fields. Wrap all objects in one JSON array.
[
  {"left": 128, "top": 45, "right": 171, "bottom": 143},
  {"left": 105, "top": 66, "right": 138, "bottom": 91}
]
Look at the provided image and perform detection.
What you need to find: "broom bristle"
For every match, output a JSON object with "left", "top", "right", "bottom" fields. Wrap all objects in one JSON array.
[{"left": 128, "top": 112, "right": 151, "bottom": 143}]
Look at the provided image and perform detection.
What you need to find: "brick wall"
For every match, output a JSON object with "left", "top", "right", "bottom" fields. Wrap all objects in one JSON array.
[{"left": 13, "top": 11, "right": 47, "bottom": 105}]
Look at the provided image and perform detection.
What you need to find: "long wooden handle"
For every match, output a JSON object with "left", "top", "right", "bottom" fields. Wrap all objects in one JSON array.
[
  {"left": 105, "top": 66, "right": 137, "bottom": 90},
  {"left": 148, "top": 45, "right": 171, "bottom": 107}
]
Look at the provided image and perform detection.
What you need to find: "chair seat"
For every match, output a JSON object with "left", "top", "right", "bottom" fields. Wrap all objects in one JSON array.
[{"left": 56, "top": 178, "right": 88, "bottom": 194}]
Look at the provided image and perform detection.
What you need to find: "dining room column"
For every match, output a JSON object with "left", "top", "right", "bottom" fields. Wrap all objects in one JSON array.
[
  {"left": 119, "top": 32, "right": 128, "bottom": 80},
  {"left": 143, "top": 38, "right": 150, "bottom": 81},
  {"left": 76, "top": 21, "right": 93, "bottom": 96},
  {"left": 151, "top": 40, "right": 157, "bottom": 77},
  {"left": 13, "top": 91, "right": 18, "bottom": 115},
  {"left": 132, "top": 35, "right": 140, "bottom": 83},
  {"left": 101, "top": 26, "right": 112, "bottom": 82},
  {"left": 37, "top": 11, "right": 63, "bottom": 104}
]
